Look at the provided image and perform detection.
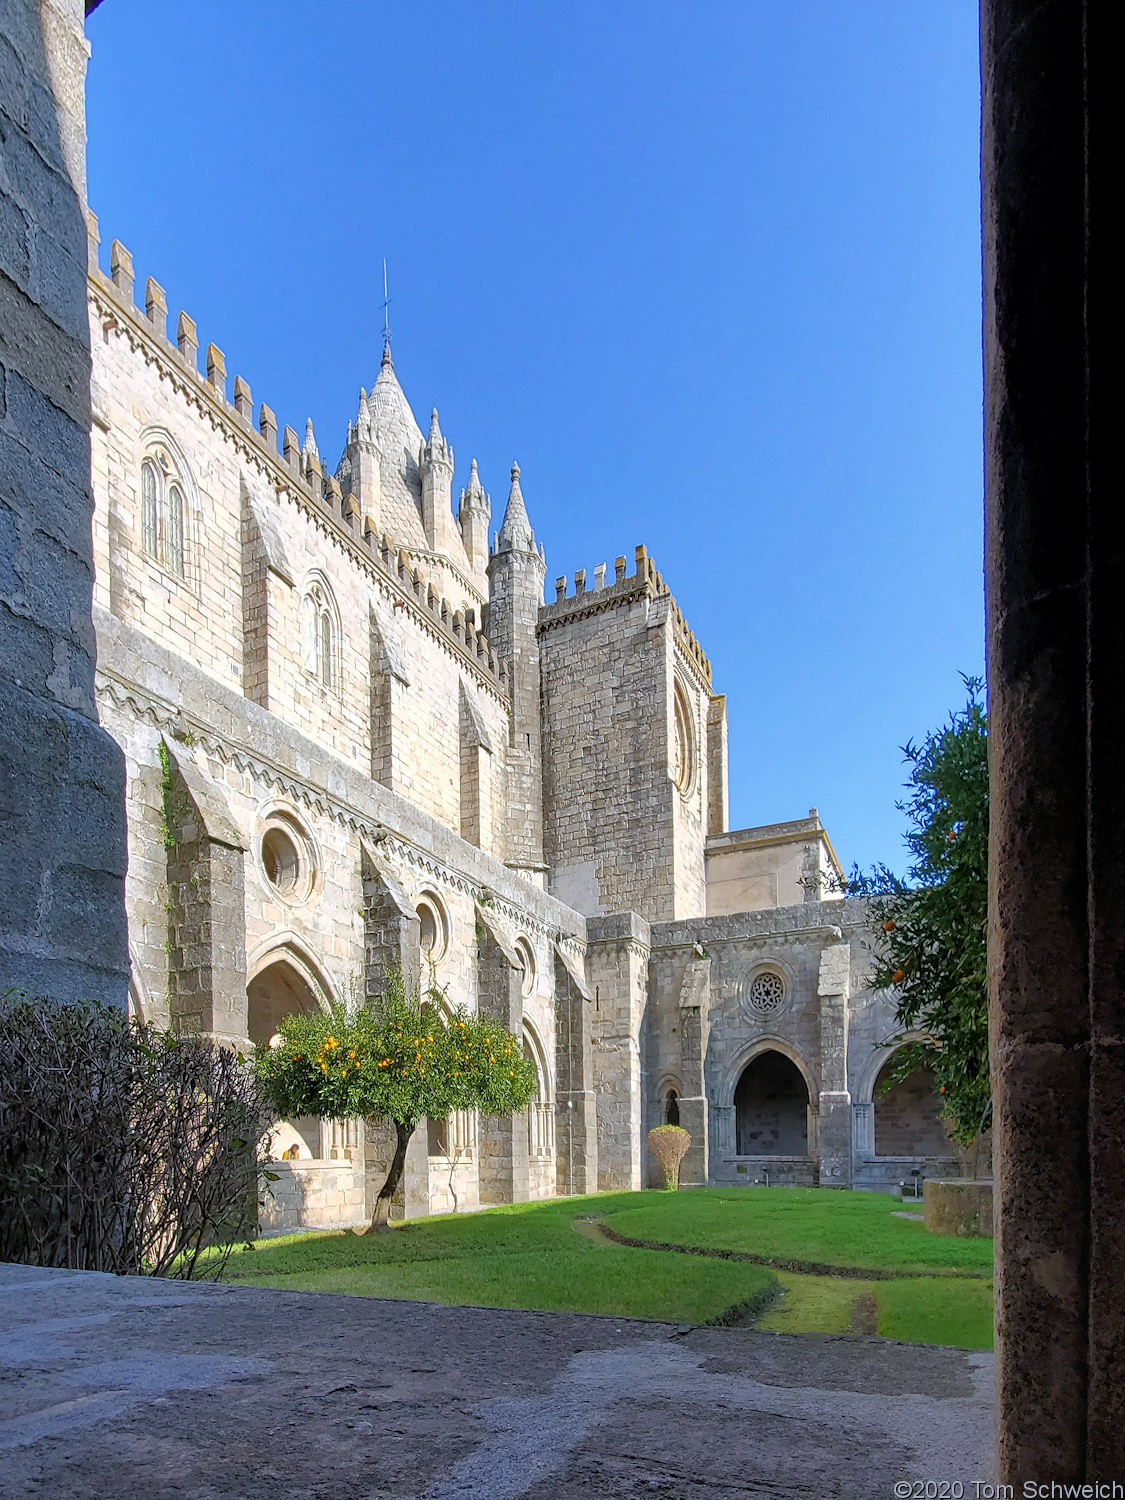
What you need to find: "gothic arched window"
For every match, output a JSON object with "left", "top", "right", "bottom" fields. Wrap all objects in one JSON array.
[
  {"left": 302, "top": 578, "right": 338, "bottom": 690},
  {"left": 139, "top": 447, "right": 187, "bottom": 579},
  {"left": 167, "top": 483, "right": 185, "bottom": 578}
]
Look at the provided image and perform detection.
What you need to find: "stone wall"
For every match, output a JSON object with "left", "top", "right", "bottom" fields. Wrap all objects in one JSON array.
[
  {"left": 0, "top": 0, "right": 127, "bottom": 1004},
  {"left": 88, "top": 258, "right": 511, "bottom": 853},
  {"left": 540, "top": 549, "right": 716, "bottom": 923},
  {"left": 258, "top": 1159, "right": 366, "bottom": 1235}
]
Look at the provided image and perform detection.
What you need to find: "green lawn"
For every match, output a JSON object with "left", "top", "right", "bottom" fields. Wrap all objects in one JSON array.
[
  {"left": 223, "top": 1193, "right": 777, "bottom": 1325},
  {"left": 223, "top": 1187, "right": 993, "bottom": 1347},
  {"left": 601, "top": 1187, "right": 993, "bottom": 1274}
]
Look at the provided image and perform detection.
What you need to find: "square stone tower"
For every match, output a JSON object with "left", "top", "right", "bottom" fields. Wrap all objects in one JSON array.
[{"left": 539, "top": 546, "right": 727, "bottom": 923}]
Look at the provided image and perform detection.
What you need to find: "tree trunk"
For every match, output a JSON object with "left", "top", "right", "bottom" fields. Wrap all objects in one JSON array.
[{"left": 359, "top": 1117, "right": 416, "bottom": 1234}]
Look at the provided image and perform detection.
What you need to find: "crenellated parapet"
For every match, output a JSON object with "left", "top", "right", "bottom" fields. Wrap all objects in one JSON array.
[
  {"left": 87, "top": 215, "right": 508, "bottom": 701},
  {"left": 539, "top": 543, "right": 712, "bottom": 686}
]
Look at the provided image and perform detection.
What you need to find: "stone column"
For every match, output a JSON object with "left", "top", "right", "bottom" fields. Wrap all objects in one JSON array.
[
  {"left": 161, "top": 739, "right": 247, "bottom": 1048},
  {"left": 475, "top": 906, "right": 528, "bottom": 1205},
  {"left": 0, "top": 0, "right": 129, "bottom": 1006},
  {"left": 360, "top": 846, "right": 426, "bottom": 1218},
  {"left": 587, "top": 912, "right": 651, "bottom": 1191},
  {"left": 983, "top": 0, "right": 1125, "bottom": 1482},
  {"left": 676, "top": 955, "right": 710, "bottom": 1186},
  {"left": 816, "top": 939, "right": 852, "bottom": 1188},
  {"left": 553, "top": 946, "right": 597, "bottom": 1195}
]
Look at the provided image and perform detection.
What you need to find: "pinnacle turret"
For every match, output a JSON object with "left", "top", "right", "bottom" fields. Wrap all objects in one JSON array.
[
  {"left": 422, "top": 407, "right": 453, "bottom": 473},
  {"left": 496, "top": 462, "right": 535, "bottom": 553}
]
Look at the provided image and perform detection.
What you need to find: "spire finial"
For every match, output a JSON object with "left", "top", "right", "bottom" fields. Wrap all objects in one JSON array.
[
  {"left": 381, "top": 258, "right": 392, "bottom": 357},
  {"left": 511, "top": 460, "right": 520, "bottom": 481},
  {"left": 303, "top": 417, "right": 318, "bottom": 458}
]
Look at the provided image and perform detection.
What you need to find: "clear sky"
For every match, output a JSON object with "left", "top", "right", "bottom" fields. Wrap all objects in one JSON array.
[{"left": 85, "top": 1, "right": 983, "bottom": 877}]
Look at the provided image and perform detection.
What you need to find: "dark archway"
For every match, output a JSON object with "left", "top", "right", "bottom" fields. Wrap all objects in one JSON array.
[
  {"left": 873, "top": 1058, "right": 952, "bottom": 1156},
  {"left": 247, "top": 960, "right": 324, "bottom": 1159},
  {"left": 734, "top": 1051, "right": 808, "bottom": 1155},
  {"left": 246, "top": 958, "right": 320, "bottom": 1047},
  {"left": 664, "top": 1089, "right": 680, "bottom": 1127}
]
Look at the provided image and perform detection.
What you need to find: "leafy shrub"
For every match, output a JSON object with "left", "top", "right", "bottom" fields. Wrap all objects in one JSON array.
[
  {"left": 0, "top": 993, "right": 270, "bottom": 1278},
  {"left": 648, "top": 1124, "right": 692, "bottom": 1190}
]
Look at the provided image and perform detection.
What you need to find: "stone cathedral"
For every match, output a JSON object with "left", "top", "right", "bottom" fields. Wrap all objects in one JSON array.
[{"left": 86, "top": 219, "right": 965, "bottom": 1230}]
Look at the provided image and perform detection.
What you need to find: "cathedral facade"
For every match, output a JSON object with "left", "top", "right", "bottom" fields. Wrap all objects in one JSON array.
[{"left": 87, "top": 218, "right": 966, "bottom": 1230}]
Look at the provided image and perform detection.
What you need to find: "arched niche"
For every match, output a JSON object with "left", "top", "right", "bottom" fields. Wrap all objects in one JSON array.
[
  {"left": 734, "top": 1049, "right": 810, "bottom": 1156},
  {"left": 247, "top": 952, "right": 331, "bottom": 1161},
  {"left": 872, "top": 1054, "right": 953, "bottom": 1157}
]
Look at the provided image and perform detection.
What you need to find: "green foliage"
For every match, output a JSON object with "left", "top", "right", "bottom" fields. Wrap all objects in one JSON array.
[
  {"left": 158, "top": 740, "right": 176, "bottom": 850},
  {"left": 254, "top": 969, "right": 538, "bottom": 1132},
  {"left": 850, "top": 678, "right": 989, "bottom": 1142}
]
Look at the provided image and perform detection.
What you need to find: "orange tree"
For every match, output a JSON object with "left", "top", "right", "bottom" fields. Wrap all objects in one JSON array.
[
  {"left": 254, "top": 971, "right": 537, "bottom": 1229},
  {"left": 849, "top": 677, "right": 989, "bottom": 1144}
]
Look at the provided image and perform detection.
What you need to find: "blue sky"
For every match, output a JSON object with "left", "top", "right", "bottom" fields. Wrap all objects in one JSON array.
[{"left": 85, "top": 1, "right": 983, "bottom": 876}]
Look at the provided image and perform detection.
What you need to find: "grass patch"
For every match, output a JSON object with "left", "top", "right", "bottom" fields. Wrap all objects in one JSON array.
[
  {"left": 876, "top": 1276, "right": 993, "bottom": 1348},
  {"left": 758, "top": 1271, "right": 993, "bottom": 1348},
  {"left": 225, "top": 1193, "right": 776, "bottom": 1325},
  {"left": 601, "top": 1187, "right": 993, "bottom": 1275},
  {"left": 221, "top": 1187, "right": 993, "bottom": 1347}
]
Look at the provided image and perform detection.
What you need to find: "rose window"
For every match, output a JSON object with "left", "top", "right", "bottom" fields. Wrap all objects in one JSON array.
[{"left": 747, "top": 972, "right": 785, "bottom": 1017}]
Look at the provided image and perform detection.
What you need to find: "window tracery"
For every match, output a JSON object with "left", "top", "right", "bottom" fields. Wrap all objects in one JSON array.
[
  {"left": 139, "top": 447, "right": 186, "bottom": 577},
  {"left": 302, "top": 578, "right": 338, "bottom": 690}
]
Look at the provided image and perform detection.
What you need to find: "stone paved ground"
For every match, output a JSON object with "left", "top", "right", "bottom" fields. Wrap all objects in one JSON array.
[{"left": 0, "top": 1263, "right": 994, "bottom": 1499}]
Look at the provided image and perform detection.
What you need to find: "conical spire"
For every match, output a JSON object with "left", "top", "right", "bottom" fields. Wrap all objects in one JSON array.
[
  {"left": 497, "top": 461, "right": 535, "bottom": 552},
  {"left": 303, "top": 417, "right": 318, "bottom": 459},
  {"left": 428, "top": 408, "right": 442, "bottom": 444},
  {"left": 461, "top": 458, "right": 488, "bottom": 509}
]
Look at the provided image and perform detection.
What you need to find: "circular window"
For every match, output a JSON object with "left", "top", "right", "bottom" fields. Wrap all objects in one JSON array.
[
  {"left": 416, "top": 895, "right": 449, "bottom": 963},
  {"left": 514, "top": 937, "right": 536, "bottom": 996},
  {"left": 744, "top": 970, "right": 787, "bottom": 1019},
  {"left": 258, "top": 812, "right": 316, "bottom": 903},
  {"left": 262, "top": 827, "right": 300, "bottom": 894},
  {"left": 672, "top": 679, "right": 695, "bottom": 796}
]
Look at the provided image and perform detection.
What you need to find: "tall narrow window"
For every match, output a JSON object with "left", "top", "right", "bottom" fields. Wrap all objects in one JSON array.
[
  {"left": 302, "top": 578, "right": 338, "bottom": 690},
  {"left": 141, "top": 461, "right": 158, "bottom": 559},
  {"left": 139, "top": 448, "right": 189, "bottom": 579},
  {"left": 167, "top": 484, "right": 184, "bottom": 577},
  {"left": 320, "top": 609, "right": 333, "bottom": 688}
]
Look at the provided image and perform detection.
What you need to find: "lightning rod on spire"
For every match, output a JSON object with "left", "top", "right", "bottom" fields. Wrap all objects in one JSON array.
[{"left": 381, "top": 259, "right": 392, "bottom": 354}]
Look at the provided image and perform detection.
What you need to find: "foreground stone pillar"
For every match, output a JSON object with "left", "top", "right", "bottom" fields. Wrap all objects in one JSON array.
[
  {"left": 0, "top": 0, "right": 128, "bottom": 1005},
  {"left": 983, "top": 0, "right": 1125, "bottom": 1481}
]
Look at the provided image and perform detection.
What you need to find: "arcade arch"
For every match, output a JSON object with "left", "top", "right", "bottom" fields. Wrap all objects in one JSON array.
[
  {"left": 734, "top": 1049, "right": 810, "bottom": 1156},
  {"left": 872, "top": 1054, "right": 953, "bottom": 1157}
]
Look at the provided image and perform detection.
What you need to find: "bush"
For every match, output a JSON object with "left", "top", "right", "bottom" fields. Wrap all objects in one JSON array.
[
  {"left": 648, "top": 1124, "right": 692, "bottom": 1190},
  {"left": 0, "top": 994, "right": 270, "bottom": 1278}
]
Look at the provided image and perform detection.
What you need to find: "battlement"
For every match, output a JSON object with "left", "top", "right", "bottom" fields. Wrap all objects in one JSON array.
[
  {"left": 86, "top": 214, "right": 508, "bottom": 699},
  {"left": 539, "top": 543, "right": 712, "bottom": 684}
]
